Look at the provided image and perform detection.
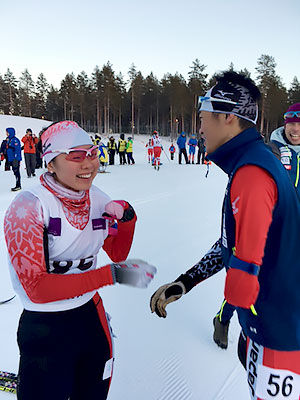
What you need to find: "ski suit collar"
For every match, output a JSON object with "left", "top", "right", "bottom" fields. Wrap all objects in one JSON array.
[{"left": 208, "top": 128, "right": 262, "bottom": 175}]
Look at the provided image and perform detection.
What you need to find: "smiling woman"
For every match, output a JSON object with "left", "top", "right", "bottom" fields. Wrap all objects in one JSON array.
[
  {"left": 46, "top": 143, "right": 100, "bottom": 192},
  {"left": 3, "top": 120, "right": 156, "bottom": 400}
]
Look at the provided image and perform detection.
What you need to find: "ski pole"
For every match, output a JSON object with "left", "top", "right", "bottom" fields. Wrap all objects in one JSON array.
[{"left": 162, "top": 148, "right": 170, "bottom": 163}]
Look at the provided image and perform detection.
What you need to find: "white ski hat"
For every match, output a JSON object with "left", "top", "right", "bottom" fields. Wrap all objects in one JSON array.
[{"left": 42, "top": 121, "right": 93, "bottom": 164}]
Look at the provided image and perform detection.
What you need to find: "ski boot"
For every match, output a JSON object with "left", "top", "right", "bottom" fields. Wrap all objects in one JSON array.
[{"left": 213, "top": 317, "right": 229, "bottom": 349}]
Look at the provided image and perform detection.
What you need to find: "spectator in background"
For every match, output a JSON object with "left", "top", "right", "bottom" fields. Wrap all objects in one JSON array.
[
  {"left": 188, "top": 133, "right": 197, "bottom": 164},
  {"left": 94, "top": 135, "right": 101, "bottom": 146},
  {"left": 169, "top": 143, "right": 176, "bottom": 160},
  {"left": 1, "top": 131, "right": 11, "bottom": 171},
  {"left": 36, "top": 135, "right": 43, "bottom": 169},
  {"left": 108, "top": 136, "right": 117, "bottom": 165},
  {"left": 176, "top": 131, "right": 188, "bottom": 164},
  {"left": 6, "top": 127, "right": 22, "bottom": 191},
  {"left": 126, "top": 137, "right": 135, "bottom": 165},
  {"left": 118, "top": 134, "right": 127, "bottom": 165},
  {"left": 22, "top": 128, "right": 38, "bottom": 178},
  {"left": 197, "top": 133, "right": 206, "bottom": 164}
]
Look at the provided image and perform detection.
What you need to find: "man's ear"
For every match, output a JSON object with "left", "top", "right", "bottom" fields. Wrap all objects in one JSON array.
[{"left": 224, "top": 113, "right": 236, "bottom": 124}]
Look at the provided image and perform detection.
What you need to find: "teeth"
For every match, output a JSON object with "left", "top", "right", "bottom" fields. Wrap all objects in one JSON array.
[{"left": 78, "top": 173, "right": 92, "bottom": 178}]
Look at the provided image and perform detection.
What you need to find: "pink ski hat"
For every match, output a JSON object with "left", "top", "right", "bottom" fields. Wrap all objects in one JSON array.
[{"left": 42, "top": 121, "right": 93, "bottom": 164}]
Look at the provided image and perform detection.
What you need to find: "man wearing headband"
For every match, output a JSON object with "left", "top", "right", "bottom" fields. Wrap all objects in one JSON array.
[
  {"left": 4, "top": 120, "right": 156, "bottom": 400},
  {"left": 151, "top": 72, "right": 300, "bottom": 400}
]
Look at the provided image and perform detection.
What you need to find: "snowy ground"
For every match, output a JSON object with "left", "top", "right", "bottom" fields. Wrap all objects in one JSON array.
[{"left": 0, "top": 116, "right": 250, "bottom": 399}]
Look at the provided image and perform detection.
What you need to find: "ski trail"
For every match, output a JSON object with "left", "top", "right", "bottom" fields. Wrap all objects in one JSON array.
[
  {"left": 214, "top": 363, "right": 246, "bottom": 400},
  {"left": 156, "top": 354, "right": 192, "bottom": 400}
]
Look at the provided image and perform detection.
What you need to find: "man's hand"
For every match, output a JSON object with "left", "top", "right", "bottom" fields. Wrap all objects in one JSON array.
[{"left": 150, "top": 281, "right": 186, "bottom": 318}]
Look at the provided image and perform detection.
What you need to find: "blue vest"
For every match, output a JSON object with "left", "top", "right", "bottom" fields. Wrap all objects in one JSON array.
[
  {"left": 271, "top": 139, "right": 300, "bottom": 200},
  {"left": 209, "top": 128, "right": 300, "bottom": 351}
]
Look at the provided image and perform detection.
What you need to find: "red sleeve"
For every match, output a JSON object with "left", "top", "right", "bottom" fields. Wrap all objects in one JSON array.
[
  {"left": 103, "top": 215, "right": 137, "bottom": 262},
  {"left": 230, "top": 165, "right": 278, "bottom": 265},
  {"left": 4, "top": 192, "right": 114, "bottom": 304}
]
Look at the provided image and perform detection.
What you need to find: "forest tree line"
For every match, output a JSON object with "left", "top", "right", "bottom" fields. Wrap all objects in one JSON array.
[{"left": 0, "top": 54, "right": 299, "bottom": 140}]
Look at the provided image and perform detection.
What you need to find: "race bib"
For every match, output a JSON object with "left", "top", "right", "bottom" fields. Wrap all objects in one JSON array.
[{"left": 256, "top": 365, "right": 300, "bottom": 400}]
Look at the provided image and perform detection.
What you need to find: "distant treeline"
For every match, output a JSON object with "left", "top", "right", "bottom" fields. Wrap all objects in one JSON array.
[{"left": 1, "top": 55, "right": 299, "bottom": 140}]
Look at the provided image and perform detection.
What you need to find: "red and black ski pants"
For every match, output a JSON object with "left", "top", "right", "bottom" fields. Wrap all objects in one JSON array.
[{"left": 17, "top": 293, "right": 113, "bottom": 400}]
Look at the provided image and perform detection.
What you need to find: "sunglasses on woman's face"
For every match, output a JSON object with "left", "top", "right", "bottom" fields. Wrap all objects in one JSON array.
[{"left": 43, "top": 145, "right": 99, "bottom": 162}]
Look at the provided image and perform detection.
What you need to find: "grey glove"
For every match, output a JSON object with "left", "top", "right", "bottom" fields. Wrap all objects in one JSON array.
[
  {"left": 111, "top": 259, "right": 156, "bottom": 288},
  {"left": 150, "top": 281, "right": 186, "bottom": 318}
]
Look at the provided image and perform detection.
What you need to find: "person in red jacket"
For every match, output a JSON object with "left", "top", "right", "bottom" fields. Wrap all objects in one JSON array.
[
  {"left": 4, "top": 121, "right": 156, "bottom": 400},
  {"left": 21, "top": 128, "right": 38, "bottom": 177}
]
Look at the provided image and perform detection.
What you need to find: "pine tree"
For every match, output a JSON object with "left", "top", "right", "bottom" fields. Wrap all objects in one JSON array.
[
  {"left": 288, "top": 77, "right": 300, "bottom": 105},
  {"left": 34, "top": 73, "right": 50, "bottom": 118},
  {"left": 19, "top": 69, "right": 35, "bottom": 117},
  {"left": 255, "top": 54, "right": 277, "bottom": 134},
  {"left": 128, "top": 63, "right": 138, "bottom": 138},
  {"left": 46, "top": 85, "right": 63, "bottom": 121},
  {"left": 60, "top": 73, "right": 77, "bottom": 120},
  {"left": 188, "top": 59, "right": 208, "bottom": 134},
  {"left": 4, "top": 68, "right": 18, "bottom": 115}
]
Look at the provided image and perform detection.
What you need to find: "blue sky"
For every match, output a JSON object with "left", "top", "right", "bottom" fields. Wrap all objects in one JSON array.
[{"left": 1, "top": 0, "right": 299, "bottom": 89}]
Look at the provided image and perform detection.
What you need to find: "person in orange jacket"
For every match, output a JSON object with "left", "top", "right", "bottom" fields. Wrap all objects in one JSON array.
[{"left": 22, "top": 128, "right": 38, "bottom": 178}]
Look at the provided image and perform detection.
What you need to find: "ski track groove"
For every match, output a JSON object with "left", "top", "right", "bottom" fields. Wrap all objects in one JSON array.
[
  {"left": 214, "top": 363, "right": 244, "bottom": 400},
  {"left": 133, "top": 192, "right": 172, "bottom": 206},
  {"left": 157, "top": 354, "right": 192, "bottom": 400}
]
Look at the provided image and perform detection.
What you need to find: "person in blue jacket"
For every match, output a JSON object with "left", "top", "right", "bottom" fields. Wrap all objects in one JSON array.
[
  {"left": 151, "top": 71, "right": 300, "bottom": 400},
  {"left": 176, "top": 132, "right": 189, "bottom": 164},
  {"left": 6, "top": 127, "right": 22, "bottom": 191},
  {"left": 188, "top": 134, "right": 197, "bottom": 164}
]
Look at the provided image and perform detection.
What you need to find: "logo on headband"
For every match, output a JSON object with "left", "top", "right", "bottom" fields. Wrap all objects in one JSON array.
[{"left": 215, "top": 90, "right": 234, "bottom": 101}]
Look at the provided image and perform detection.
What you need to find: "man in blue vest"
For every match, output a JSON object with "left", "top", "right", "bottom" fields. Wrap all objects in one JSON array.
[{"left": 151, "top": 71, "right": 300, "bottom": 400}]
